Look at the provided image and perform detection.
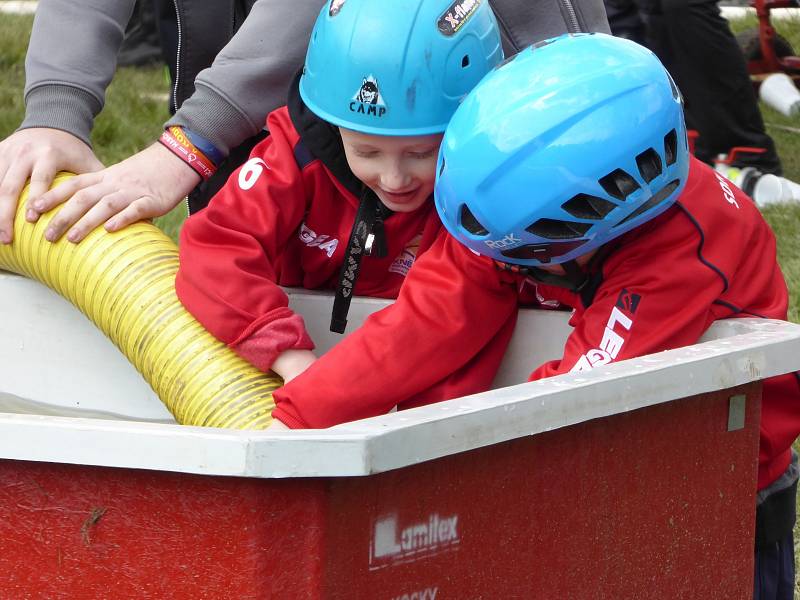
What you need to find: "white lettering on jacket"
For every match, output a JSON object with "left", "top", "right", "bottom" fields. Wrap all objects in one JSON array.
[
  {"left": 299, "top": 223, "right": 339, "bottom": 258},
  {"left": 571, "top": 306, "right": 634, "bottom": 372},
  {"left": 715, "top": 172, "right": 740, "bottom": 209}
]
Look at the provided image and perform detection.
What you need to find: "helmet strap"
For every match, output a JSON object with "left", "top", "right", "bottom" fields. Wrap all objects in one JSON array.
[
  {"left": 561, "top": 260, "right": 589, "bottom": 291},
  {"left": 330, "top": 188, "right": 389, "bottom": 333},
  {"left": 503, "top": 244, "right": 615, "bottom": 307}
]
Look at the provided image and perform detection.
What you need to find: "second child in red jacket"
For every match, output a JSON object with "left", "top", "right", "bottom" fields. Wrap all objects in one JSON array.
[
  {"left": 176, "top": 0, "right": 512, "bottom": 402},
  {"left": 273, "top": 34, "right": 800, "bottom": 597}
]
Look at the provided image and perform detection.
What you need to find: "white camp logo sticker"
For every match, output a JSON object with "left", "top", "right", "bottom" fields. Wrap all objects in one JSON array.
[
  {"left": 370, "top": 512, "right": 460, "bottom": 570},
  {"left": 350, "top": 76, "right": 387, "bottom": 118}
]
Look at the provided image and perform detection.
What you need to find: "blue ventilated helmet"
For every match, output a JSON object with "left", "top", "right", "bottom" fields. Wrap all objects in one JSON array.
[
  {"left": 300, "top": 0, "right": 503, "bottom": 136},
  {"left": 435, "top": 33, "right": 690, "bottom": 266}
]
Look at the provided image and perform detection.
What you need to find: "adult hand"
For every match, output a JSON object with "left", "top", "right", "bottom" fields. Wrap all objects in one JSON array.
[
  {"left": 30, "top": 142, "right": 201, "bottom": 243},
  {"left": 0, "top": 128, "right": 104, "bottom": 244}
]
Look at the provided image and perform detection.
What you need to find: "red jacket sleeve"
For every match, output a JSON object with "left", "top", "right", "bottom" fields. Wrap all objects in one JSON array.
[
  {"left": 175, "top": 119, "right": 314, "bottom": 372},
  {"left": 272, "top": 233, "right": 519, "bottom": 428}
]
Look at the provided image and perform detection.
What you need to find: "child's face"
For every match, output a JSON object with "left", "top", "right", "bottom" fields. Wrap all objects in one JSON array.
[{"left": 340, "top": 128, "right": 442, "bottom": 213}]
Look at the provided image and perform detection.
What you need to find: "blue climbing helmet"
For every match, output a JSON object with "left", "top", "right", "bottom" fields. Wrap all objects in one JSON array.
[
  {"left": 435, "top": 33, "right": 690, "bottom": 267},
  {"left": 300, "top": 0, "right": 504, "bottom": 136}
]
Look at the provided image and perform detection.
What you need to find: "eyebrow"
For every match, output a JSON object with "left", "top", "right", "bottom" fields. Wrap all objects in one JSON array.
[{"left": 349, "top": 143, "right": 438, "bottom": 153}]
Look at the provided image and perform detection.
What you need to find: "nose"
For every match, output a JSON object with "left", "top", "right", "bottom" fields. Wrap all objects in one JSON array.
[{"left": 380, "top": 161, "right": 412, "bottom": 192}]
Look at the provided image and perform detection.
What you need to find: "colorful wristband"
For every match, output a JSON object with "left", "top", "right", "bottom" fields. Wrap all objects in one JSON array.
[
  {"left": 182, "top": 128, "right": 225, "bottom": 167},
  {"left": 158, "top": 126, "right": 216, "bottom": 181}
]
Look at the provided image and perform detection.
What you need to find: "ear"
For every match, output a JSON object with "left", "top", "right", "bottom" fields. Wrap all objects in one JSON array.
[{"left": 362, "top": 78, "right": 367, "bottom": 85}]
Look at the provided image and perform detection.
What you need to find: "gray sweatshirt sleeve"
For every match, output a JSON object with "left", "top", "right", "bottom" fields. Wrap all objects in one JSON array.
[
  {"left": 167, "top": 0, "right": 609, "bottom": 156},
  {"left": 166, "top": 0, "right": 324, "bottom": 156},
  {"left": 19, "top": 0, "right": 136, "bottom": 147}
]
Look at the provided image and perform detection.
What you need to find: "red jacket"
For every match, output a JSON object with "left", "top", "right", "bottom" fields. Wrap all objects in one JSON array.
[
  {"left": 275, "top": 158, "right": 798, "bottom": 490},
  {"left": 176, "top": 106, "right": 515, "bottom": 410}
]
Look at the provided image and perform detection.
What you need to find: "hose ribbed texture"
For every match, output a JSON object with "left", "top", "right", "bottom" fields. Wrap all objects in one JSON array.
[{"left": 0, "top": 173, "right": 281, "bottom": 428}]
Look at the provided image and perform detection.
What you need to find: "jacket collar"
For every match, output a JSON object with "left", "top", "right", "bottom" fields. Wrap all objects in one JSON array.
[{"left": 286, "top": 71, "right": 364, "bottom": 198}]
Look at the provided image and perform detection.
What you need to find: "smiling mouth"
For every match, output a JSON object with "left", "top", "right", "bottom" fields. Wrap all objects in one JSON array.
[{"left": 381, "top": 189, "right": 418, "bottom": 202}]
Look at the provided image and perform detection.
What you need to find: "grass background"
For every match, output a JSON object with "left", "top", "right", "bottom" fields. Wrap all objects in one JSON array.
[{"left": 2, "top": 9, "right": 800, "bottom": 589}]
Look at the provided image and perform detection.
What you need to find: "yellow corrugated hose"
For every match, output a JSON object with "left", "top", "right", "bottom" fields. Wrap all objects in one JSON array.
[{"left": 0, "top": 173, "right": 281, "bottom": 428}]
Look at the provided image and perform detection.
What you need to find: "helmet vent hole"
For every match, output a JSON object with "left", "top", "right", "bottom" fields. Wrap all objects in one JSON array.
[
  {"left": 636, "top": 148, "right": 662, "bottom": 183},
  {"left": 599, "top": 169, "right": 640, "bottom": 201},
  {"left": 664, "top": 129, "right": 678, "bottom": 166},
  {"left": 461, "top": 55, "right": 470, "bottom": 68},
  {"left": 562, "top": 194, "right": 617, "bottom": 220},
  {"left": 614, "top": 179, "right": 681, "bottom": 228},
  {"left": 460, "top": 204, "right": 489, "bottom": 236},
  {"left": 438, "top": 156, "right": 446, "bottom": 177},
  {"left": 526, "top": 218, "right": 591, "bottom": 240}
]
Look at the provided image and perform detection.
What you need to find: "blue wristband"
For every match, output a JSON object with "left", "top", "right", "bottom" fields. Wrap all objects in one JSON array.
[{"left": 181, "top": 128, "right": 225, "bottom": 167}]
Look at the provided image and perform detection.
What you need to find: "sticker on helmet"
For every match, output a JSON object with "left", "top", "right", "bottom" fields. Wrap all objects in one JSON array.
[
  {"left": 484, "top": 233, "right": 521, "bottom": 250},
  {"left": 350, "top": 76, "right": 387, "bottom": 118},
  {"left": 438, "top": 0, "right": 481, "bottom": 37},
  {"left": 329, "top": 0, "right": 346, "bottom": 17}
]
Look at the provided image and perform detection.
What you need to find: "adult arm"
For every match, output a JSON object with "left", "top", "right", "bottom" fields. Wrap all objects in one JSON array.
[
  {"left": 271, "top": 234, "right": 519, "bottom": 429},
  {"left": 168, "top": 0, "right": 324, "bottom": 156},
  {"left": 26, "top": 0, "right": 325, "bottom": 244},
  {"left": 0, "top": 0, "right": 134, "bottom": 243}
]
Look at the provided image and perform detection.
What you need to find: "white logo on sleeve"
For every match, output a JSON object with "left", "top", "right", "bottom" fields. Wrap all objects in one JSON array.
[
  {"left": 571, "top": 289, "right": 641, "bottom": 372},
  {"left": 238, "top": 158, "right": 270, "bottom": 190}
]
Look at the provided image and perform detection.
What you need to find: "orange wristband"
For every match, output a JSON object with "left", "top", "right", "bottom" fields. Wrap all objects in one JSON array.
[{"left": 158, "top": 126, "right": 216, "bottom": 180}]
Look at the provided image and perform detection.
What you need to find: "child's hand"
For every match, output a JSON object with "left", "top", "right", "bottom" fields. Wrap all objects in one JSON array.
[{"left": 271, "top": 349, "right": 317, "bottom": 383}]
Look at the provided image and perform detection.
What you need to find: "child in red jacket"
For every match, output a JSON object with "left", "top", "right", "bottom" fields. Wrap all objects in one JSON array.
[
  {"left": 273, "top": 34, "right": 799, "bottom": 597},
  {"left": 176, "top": 0, "right": 511, "bottom": 394}
]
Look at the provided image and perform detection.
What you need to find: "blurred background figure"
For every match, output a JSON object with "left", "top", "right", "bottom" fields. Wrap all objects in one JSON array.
[
  {"left": 117, "top": 0, "right": 164, "bottom": 68},
  {"left": 603, "top": 0, "right": 783, "bottom": 192}
]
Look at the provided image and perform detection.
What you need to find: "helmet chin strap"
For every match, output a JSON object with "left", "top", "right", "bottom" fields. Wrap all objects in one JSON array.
[
  {"left": 330, "top": 188, "right": 391, "bottom": 334},
  {"left": 559, "top": 259, "right": 590, "bottom": 291},
  {"left": 494, "top": 258, "right": 589, "bottom": 292}
]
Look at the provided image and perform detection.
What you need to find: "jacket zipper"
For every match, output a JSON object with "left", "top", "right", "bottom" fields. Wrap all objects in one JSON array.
[
  {"left": 558, "top": 0, "right": 583, "bottom": 34},
  {"left": 171, "top": 0, "right": 183, "bottom": 113},
  {"left": 170, "top": 0, "right": 190, "bottom": 217}
]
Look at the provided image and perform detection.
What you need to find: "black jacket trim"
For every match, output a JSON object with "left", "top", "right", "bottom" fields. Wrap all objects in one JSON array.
[{"left": 676, "top": 202, "right": 730, "bottom": 293}]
